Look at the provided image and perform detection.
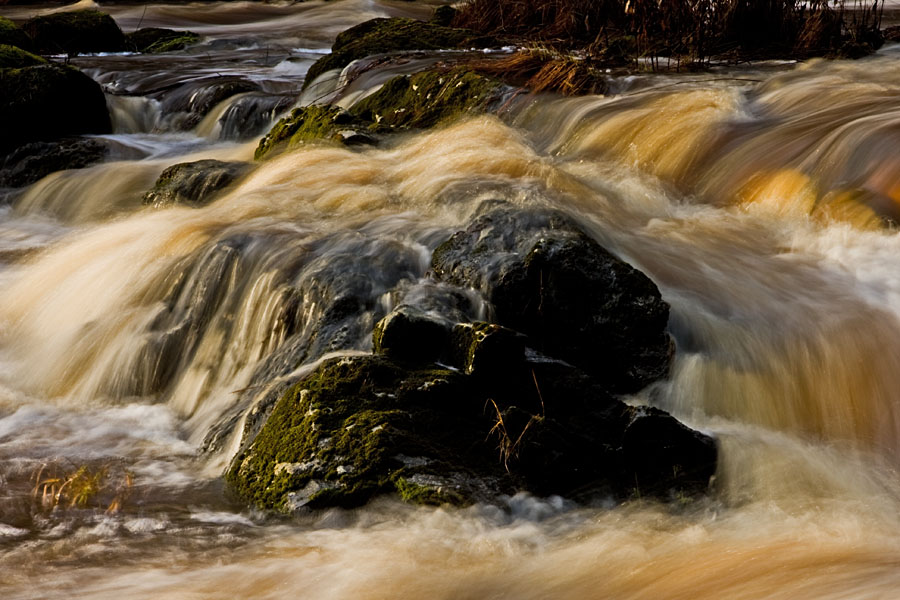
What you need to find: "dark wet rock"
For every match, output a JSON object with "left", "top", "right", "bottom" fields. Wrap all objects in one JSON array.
[
  {"left": 0, "top": 43, "right": 45, "bottom": 68},
  {"left": 304, "top": 17, "right": 498, "bottom": 90},
  {"left": 254, "top": 104, "right": 373, "bottom": 160},
  {"left": 349, "top": 67, "right": 505, "bottom": 132},
  {"left": 0, "top": 137, "right": 107, "bottom": 188},
  {"left": 0, "top": 64, "right": 111, "bottom": 154},
  {"left": 126, "top": 27, "right": 199, "bottom": 53},
  {"left": 0, "top": 16, "right": 34, "bottom": 52},
  {"left": 142, "top": 159, "right": 250, "bottom": 208},
  {"left": 431, "top": 5, "right": 458, "bottom": 27},
  {"left": 448, "top": 321, "right": 525, "bottom": 379},
  {"left": 23, "top": 10, "right": 126, "bottom": 55},
  {"left": 432, "top": 206, "right": 673, "bottom": 394},
  {"left": 884, "top": 25, "right": 900, "bottom": 43},
  {"left": 372, "top": 305, "right": 454, "bottom": 364},
  {"left": 213, "top": 92, "right": 295, "bottom": 141},
  {"left": 160, "top": 77, "right": 261, "bottom": 131},
  {"left": 226, "top": 350, "right": 717, "bottom": 512}
]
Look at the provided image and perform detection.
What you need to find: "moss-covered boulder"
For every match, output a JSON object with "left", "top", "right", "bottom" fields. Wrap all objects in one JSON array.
[
  {"left": 0, "top": 16, "right": 33, "bottom": 52},
  {"left": 304, "top": 17, "right": 497, "bottom": 90},
  {"left": 350, "top": 68, "right": 504, "bottom": 132},
  {"left": 227, "top": 348, "right": 716, "bottom": 512},
  {"left": 23, "top": 10, "right": 126, "bottom": 55},
  {"left": 0, "top": 137, "right": 107, "bottom": 188},
  {"left": 126, "top": 28, "right": 200, "bottom": 54},
  {"left": 254, "top": 104, "right": 374, "bottom": 160},
  {"left": 0, "top": 44, "right": 45, "bottom": 68},
  {"left": 142, "top": 159, "right": 250, "bottom": 208},
  {"left": 0, "top": 64, "right": 111, "bottom": 154},
  {"left": 432, "top": 206, "right": 673, "bottom": 394}
]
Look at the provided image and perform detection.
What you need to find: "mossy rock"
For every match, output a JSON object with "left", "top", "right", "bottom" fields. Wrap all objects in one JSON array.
[
  {"left": 226, "top": 355, "right": 504, "bottom": 512},
  {"left": 126, "top": 28, "right": 200, "bottom": 54},
  {"left": 23, "top": 10, "right": 126, "bottom": 55},
  {"left": 142, "top": 159, "right": 250, "bottom": 208},
  {"left": 350, "top": 67, "right": 504, "bottom": 132},
  {"left": 0, "top": 137, "right": 107, "bottom": 188},
  {"left": 227, "top": 345, "right": 717, "bottom": 512},
  {"left": 0, "top": 64, "right": 111, "bottom": 154},
  {"left": 0, "top": 17, "right": 34, "bottom": 52},
  {"left": 0, "top": 44, "right": 45, "bottom": 68},
  {"left": 303, "top": 17, "right": 496, "bottom": 90},
  {"left": 254, "top": 104, "right": 373, "bottom": 160}
]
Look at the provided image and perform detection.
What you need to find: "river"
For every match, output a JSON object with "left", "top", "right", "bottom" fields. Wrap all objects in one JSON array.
[{"left": 2, "top": 1, "right": 900, "bottom": 598}]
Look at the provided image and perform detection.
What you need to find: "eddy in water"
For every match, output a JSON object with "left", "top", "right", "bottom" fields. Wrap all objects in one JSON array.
[{"left": 2, "top": 1, "right": 900, "bottom": 599}]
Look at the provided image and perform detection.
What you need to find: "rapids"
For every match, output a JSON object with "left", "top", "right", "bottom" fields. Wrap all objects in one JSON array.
[{"left": 3, "top": 1, "right": 900, "bottom": 598}]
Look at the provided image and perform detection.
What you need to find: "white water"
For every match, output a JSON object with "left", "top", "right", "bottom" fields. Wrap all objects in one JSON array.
[{"left": 3, "top": 2, "right": 900, "bottom": 598}]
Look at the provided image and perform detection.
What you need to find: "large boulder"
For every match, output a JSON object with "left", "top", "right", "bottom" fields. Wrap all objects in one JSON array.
[
  {"left": 226, "top": 348, "right": 716, "bottom": 512},
  {"left": 142, "top": 159, "right": 250, "bottom": 208},
  {"left": 432, "top": 206, "right": 673, "bottom": 394},
  {"left": 0, "top": 137, "right": 107, "bottom": 188},
  {"left": 303, "top": 17, "right": 497, "bottom": 90},
  {"left": 23, "top": 10, "right": 126, "bottom": 55},
  {"left": 0, "top": 64, "right": 111, "bottom": 154}
]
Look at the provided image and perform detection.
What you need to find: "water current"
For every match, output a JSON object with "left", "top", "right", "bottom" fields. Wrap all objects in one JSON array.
[{"left": 3, "top": 1, "right": 900, "bottom": 598}]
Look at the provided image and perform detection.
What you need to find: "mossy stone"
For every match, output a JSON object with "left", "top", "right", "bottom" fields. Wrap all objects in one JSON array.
[
  {"left": 24, "top": 10, "right": 126, "bottom": 55},
  {"left": 350, "top": 68, "right": 504, "bottom": 132},
  {"left": 0, "top": 44, "right": 46, "bottom": 68},
  {"left": 254, "top": 104, "right": 372, "bottom": 160},
  {"left": 0, "top": 17, "right": 33, "bottom": 52},
  {"left": 0, "top": 64, "right": 111, "bottom": 154},
  {"left": 303, "top": 17, "right": 495, "bottom": 90},
  {"left": 126, "top": 28, "right": 200, "bottom": 53},
  {"left": 142, "top": 159, "right": 250, "bottom": 208}
]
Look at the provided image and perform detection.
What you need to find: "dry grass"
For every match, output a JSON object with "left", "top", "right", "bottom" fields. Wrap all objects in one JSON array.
[
  {"left": 471, "top": 47, "right": 609, "bottom": 95},
  {"left": 32, "top": 462, "right": 134, "bottom": 513},
  {"left": 454, "top": 0, "right": 885, "bottom": 66}
]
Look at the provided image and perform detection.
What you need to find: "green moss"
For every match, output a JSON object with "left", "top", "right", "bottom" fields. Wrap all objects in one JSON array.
[
  {"left": 126, "top": 28, "right": 199, "bottom": 54},
  {"left": 393, "top": 475, "right": 465, "bottom": 506},
  {"left": 0, "top": 17, "right": 33, "bottom": 52},
  {"left": 350, "top": 68, "right": 503, "bottom": 132},
  {"left": 0, "top": 44, "right": 46, "bottom": 68},
  {"left": 225, "top": 355, "right": 484, "bottom": 512},
  {"left": 255, "top": 104, "right": 367, "bottom": 160},
  {"left": 303, "top": 17, "right": 492, "bottom": 90}
]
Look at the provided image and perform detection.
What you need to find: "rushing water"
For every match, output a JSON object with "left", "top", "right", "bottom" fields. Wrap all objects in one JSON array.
[{"left": 3, "top": 1, "right": 900, "bottom": 598}]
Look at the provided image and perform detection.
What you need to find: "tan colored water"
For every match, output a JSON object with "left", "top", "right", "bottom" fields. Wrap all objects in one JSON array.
[{"left": 3, "top": 2, "right": 900, "bottom": 598}]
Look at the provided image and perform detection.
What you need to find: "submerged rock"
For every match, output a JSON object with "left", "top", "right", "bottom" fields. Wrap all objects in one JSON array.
[
  {"left": 0, "top": 44, "right": 45, "bottom": 68},
  {"left": 142, "top": 159, "right": 250, "bottom": 208},
  {"left": 23, "top": 10, "right": 126, "bottom": 55},
  {"left": 126, "top": 27, "right": 200, "bottom": 54},
  {"left": 432, "top": 206, "right": 673, "bottom": 393},
  {"left": 0, "top": 137, "right": 107, "bottom": 188},
  {"left": 160, "top": 76, "right": 261, "bottom": 131},
  {"left": 0, "top": 64, "right": 111, "bottom": 154}
]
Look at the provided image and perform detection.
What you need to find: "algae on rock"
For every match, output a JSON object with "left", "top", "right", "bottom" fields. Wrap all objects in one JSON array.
[
  {"left": 254, "top": 104, "right": 372, "bottom": 160},
  {"left": 0, "top": 44, "right": 46, "bottom": 68},
  {"left": 303, "top": 17, "right": 496, "bottom": 90},
  {"left": 350, "top": 68, "right": 504, "bottom": 132}
]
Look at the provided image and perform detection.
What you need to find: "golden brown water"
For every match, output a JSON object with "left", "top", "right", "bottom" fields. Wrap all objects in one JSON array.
[{"left": 3, "top": 2, "right": 900, "bottom": 598}]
